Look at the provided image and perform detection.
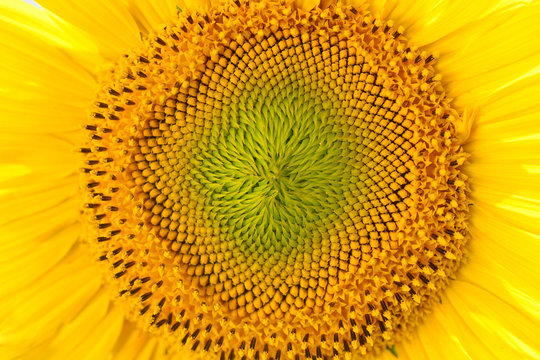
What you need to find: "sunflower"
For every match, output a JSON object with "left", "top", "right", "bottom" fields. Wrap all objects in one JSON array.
[{"left": 1, "top": 0, "right": 539, "bottom": 359}]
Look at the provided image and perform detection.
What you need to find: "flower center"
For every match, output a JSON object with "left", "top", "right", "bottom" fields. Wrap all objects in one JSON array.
[
  {"left": 195, "top": 80, "right": 351, "bottom": 253},
  {"left": 80, "top": 0, "right": 471, "bottom": 359}
]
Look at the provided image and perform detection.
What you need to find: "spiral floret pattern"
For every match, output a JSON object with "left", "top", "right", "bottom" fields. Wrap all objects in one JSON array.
[{"left": 80, "top": 1, "right": 471, "bottom": 359}]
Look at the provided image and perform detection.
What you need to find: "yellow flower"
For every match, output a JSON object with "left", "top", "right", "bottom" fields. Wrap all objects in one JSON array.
[{"left": 0, "top": 0, "right": 539, "bottom": 359}]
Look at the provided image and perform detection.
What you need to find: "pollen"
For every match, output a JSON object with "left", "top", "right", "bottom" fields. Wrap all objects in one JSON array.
[{"left": 80, "top": 0, "right": 471, "bottom": 359}]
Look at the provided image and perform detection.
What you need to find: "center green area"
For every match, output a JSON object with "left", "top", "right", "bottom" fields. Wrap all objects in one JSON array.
[{"left": 193, "top": 78, "right": 352, "bottom": 254}]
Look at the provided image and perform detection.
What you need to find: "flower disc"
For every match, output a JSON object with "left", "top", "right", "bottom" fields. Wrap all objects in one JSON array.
[{"left": 81, "top": 0, "right": 471, "bottom": 359}]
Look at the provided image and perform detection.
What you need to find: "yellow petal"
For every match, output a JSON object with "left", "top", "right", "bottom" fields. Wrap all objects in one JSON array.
[
  {"left": 0, "top": 248, "right": 102, "bottom": 358},
  {"left": 366, "top": 0, "right": 446, "bottom": 33},
  {"left": 474, "top": 72, "right": 540, "bottom": 128},
  {"left": 368, "top": 0, "right": 504, "bottom": 45},
  {"left": 113, "top": 323, "right": 154, "bottom": 360},
  {"left": 468, "top": 206, "right": 540, "bottom": 313},
  {"left": 465, "top": 66, "right": 540, "bottom": 227},
  {"left": 471, "top": 204, "right": 540, "bottom": 263},
  {"left": 0, "top": 0, "right": 99, "bottom": 133},
  {"left": 37, "top": 0, "right": 141, "bottom": 60},
  {"left": 68, "top": 305, "right": 124, "bottom": 360},
  {"left": 400, "top": 333, "right": 431, "bottom": 360},
  {"left": 0, "top": 164, "right": 30, "bottom": 184},
  {"left": 0, "top": 133, "right": 79, "bottom": 187},
  {"left": 21, "top": 288, "right": 111, "bottom": 359},
  {"left": 126, "top": 0, "right": 179, "bottom": 34},
  {"left": 434, "top": 2, "right": 540, "bottom": 106},
  {"left": 0, "top": 214, "right": 79, "bottom": 296},
  {"left": 447, "top": 281, "right": 540, "bottom": 359},
  {"left": 473, "top": 190, "right": 540, "bottom": 236},
  {"left": 113, "top": 317, "right": 193, "bottom": 360},
  {"left": 416, "top": 303, "right": 475, "bottom": 360},
  {"left": 295, "top": 0, "right": 321, "bottom": 12},
  {"left": 432, "top": 295, "right": 498, "bottom": 360},
  {"left": 461, "top": 259, "right": 540, "bottom": 324},
  {"left": 378, "top": 342, "right": 411, "bottom": 360},
  {"left": 139, "top": 338, "right": 160, "bottom": 360},
  {"left": 0, "top": 178, "right": 78, "bottom": 227},
  {"left": 181, "top": 0, "right": 212, "bottom": 12}
]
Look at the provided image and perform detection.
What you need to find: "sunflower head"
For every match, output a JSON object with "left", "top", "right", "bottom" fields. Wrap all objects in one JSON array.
[{"left": 77, "top": 0, "right": 473, "bottom": 358}]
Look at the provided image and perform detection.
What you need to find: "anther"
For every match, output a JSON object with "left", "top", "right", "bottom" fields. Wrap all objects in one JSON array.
[
  {"left": 343, "top": 340, "right": 350, "bottom": 353},
  {"left": 140, "top": 292, "right": 153, "bottom": 301},
  {"left": 130, "top": 287, "right": 142, "bottom": 295},
  {"left": 155, "top": 37, "right": 166, "bottom": 46},
  {"left": 365, "top": 314, "right": 372, "bottom": 325},
  {"left": 436, "top": 247, "right": 447, "bottom": 255},
  {"left": 139, "top": 305, "right": 150, "bottom": 316},
  {"left": 362, "top": 325, "right": 370, "bottom": 337},
  {"left": 109, "top": 229, "right": 121, "bottom": 237}
]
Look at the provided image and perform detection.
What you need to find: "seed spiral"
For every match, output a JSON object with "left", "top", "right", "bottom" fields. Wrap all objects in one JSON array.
[{"left": 80, "top": 0, "right": 471, "bottom": 359}]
